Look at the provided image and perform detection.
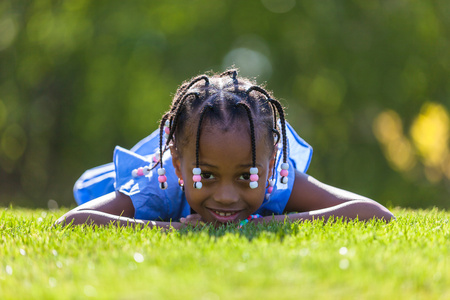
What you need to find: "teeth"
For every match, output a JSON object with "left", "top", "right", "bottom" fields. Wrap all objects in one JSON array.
[{"left": 215, "top": 211, "right": 233, "bottom": 217}]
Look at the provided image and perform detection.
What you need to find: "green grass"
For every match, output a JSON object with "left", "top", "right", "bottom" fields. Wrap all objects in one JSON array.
[{"left": 1, "top": 208, "right": 449, "bottom": 299}]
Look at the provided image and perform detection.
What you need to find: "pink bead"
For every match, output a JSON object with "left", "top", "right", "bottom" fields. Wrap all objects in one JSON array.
[
  {"left": 152, "top": 156, "right": 159, "bottom": 163},
  {"left": 137, "top": 168, "right": 144, "bottom": 176},
  {"left": 158, "top": 175, "right": 167, "bottom": 183},
  {"left": 193, "top": 174, "right": 202, "bottom": 182},
  {"left": 268, "top": 186, "right": 273, "bottom": 193},
  {"left": 164, "top": 127, "right": 170, "bottom": 135},
  {"left": 250, "top": 174, "right": 259, "bottom": 182},
  {"left": 280, "top": 169, "right": 289, "bottom": 177}
]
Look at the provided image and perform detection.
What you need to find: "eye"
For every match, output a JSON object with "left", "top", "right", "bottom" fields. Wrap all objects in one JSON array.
[
  {"left": 239, "top": 173, "right": 251, "bottom": 180},
  {"left": 201, "top": 172, "right": 215, "bottom": 180}
]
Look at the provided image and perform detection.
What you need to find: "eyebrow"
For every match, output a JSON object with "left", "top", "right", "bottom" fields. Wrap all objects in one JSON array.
[
  {"left": 194, "top": 162, "right": 218, "bottom": 169},
  {"left": 238, "top": 163, "right": 264, "bottom": 169},
  {"left": 193, "top": 162, "right": 264, "bottom": 169}
]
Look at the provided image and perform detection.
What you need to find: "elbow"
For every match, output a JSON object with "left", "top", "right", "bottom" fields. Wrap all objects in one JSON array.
[
  {"left": 54, "top": 211, "right": 90, "bottom": 227},
  {"left": 380, "top": 209, "right": 396, "bottom": 223},
  {"left": 359, "top": 200, "right": 395, "bottom": 223},
  {"left": 54, "top": 212, "right": 74, "bottom": 227}
]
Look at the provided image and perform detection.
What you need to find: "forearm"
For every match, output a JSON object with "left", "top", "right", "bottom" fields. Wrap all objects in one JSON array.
[
  {"left": 266, "top": 200, "right": 395, "bottom": 223},
  {"left": 55, "top": 210, "right": 183, "bottom": 229}
]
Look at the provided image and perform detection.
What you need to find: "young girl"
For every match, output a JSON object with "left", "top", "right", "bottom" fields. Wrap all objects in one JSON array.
[{"left": 56, "top": 69, "right": 394, "bottom": 229}]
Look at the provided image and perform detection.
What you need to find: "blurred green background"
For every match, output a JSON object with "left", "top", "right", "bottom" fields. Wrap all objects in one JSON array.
[{"left": 0, "top": 0, "right": 449, "bottom": 209}]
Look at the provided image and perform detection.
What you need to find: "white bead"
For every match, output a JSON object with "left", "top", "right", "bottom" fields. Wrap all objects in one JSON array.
[
  {"left": 131, "top": 169, "right": 138, "bottom": 177},
  {"left": 281, "top": 163, "right": 289, "bottom": 170},
  {"left": 249, "top": 181, "right": 258, "bottom": 189},
  {"left": 265, "top": 194, "right": 271, "bottom": 200},
  {"left": 194, "top": 182, "right": 202, "bottom": 189},
  {"left": 143, "top": 166, "right": 151, "bottom": 175},
  {"left": 250, "top": 167, "right": 258, "bottom": 174},
  {"left": 160, "top": 182, "right": 168, "bottom": 190},
  {"left": 269, "top": 179, "right": 275, "bottom": 186},
  {"left": 164, "top": 133, "right": 169, "bottom": 139},
  {"left": 157, "top": 168, "right": 166, "bottom": 175},
  {"left": 165, "top": 120, "right": 170, "bottom": 127},
  {"left": 281, "top": 176, "right": 288, "bottom": 184},
  {"left": 193, "top": 168, "right": 201, "bottom": 175}
]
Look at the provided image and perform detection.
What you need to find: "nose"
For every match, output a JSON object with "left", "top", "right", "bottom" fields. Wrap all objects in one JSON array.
[{"left": 213, "top": 183, "right": 239, "bottom": 206}]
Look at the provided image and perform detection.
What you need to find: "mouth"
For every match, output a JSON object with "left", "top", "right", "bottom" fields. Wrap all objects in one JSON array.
[{"left": 208, "top": 208, "right": 242, "bottom": 223}]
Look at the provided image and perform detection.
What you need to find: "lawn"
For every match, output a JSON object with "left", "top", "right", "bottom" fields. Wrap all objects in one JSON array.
[{"left": 1, "top": 207, "right": 449, "bottom": 299}]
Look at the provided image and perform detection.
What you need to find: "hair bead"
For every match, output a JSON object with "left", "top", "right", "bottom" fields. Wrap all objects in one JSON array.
[
  {"left": 164, "top": 127, "right": 170, "bottom": 135},
  {"left": 193, "top": 168, "right": 202, "bottom": 189},
  {"left": 143, "top": 166, "right": 151, "bottom": 175},
  {"left": 157, "top": 168, "right": 166, "bottom": 175},
  {"left": 160, "top": 182, "right": 168, "bottom": 190},
  {"left": 132, "top": 166, "right": 150, "bottom": 178},
  {"left": 265, "top": 179, "right": 275, "bottom": 199},
  {"left": 248, "top": 166, "right": 259, "bottom": 189},
  {"left": 280, "top": 162, "right": 289, "bottom": 184},
  {"left": 178, "top": 178, "right": 185, "bottom": 191}
]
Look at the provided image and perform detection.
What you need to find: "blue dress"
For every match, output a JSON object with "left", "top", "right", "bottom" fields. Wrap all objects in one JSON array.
[{"left": 73, "top": 122, "right": 313, "bottom": 221}]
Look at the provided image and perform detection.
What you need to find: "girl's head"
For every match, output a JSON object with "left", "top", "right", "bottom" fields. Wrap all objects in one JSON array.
[{"left": 158, "top": 69, "right": 289, "bottom": 224}]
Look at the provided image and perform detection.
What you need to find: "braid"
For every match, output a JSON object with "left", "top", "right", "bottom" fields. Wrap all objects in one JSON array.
[
  {"left": 220, "top": 69, "right": 238, "bottom": 84},
  {"left": 167, "top": 92, "right": 199, "bottom": 144},
  {"left": 246, "top": 85, "right": 271, "bottom": 99},
  {"left": 195, "top": 105, "right": 213, "bottom": 168},
  {"left": 246, "top": 86, "right": 288, "bottom": 164},
  {"left": 171, "top": 76, "right": 209, "bottom": 114},
  {"left": 268, "top": 99, "right": 288, "bottom": 164},
  {"left": 158, "top": 113, "right": 170, "bottom": 169},
  {"left": 236, "top": 102, "right": 257, "bottom": 168}
]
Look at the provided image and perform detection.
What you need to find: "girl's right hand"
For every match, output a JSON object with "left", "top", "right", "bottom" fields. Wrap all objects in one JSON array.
[{"left": 179, "top": 214, "right": 206, "bottom": 226}]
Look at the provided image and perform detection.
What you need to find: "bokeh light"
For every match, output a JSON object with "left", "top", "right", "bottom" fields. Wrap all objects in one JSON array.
[
  {"left": 373, "top": 110, "right": 416, "bottom": 172},
  {"left": 222, "top": 48, "right": 272, "bottom": 81},
  {"left": 374, "top": 103, "right": 450, "bottom": 183}
]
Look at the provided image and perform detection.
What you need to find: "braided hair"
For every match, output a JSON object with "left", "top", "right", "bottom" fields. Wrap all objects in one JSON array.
[{"left": 156, "top": 69, "right": 289, "bottom": 188}]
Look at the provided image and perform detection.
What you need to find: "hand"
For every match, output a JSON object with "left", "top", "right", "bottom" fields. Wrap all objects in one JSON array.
[{"left": 179, "top": 214, "right": 206, "bottom": 227}]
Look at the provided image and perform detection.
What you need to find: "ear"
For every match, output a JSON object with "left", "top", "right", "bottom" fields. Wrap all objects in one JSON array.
[{"left": 170, "top": 145, "right": 183, "bottom": 179}]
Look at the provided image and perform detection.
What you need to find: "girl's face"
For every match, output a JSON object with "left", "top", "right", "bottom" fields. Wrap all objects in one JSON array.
[{"left": 171, "top": 122, "right": 275, "bottom": 225}]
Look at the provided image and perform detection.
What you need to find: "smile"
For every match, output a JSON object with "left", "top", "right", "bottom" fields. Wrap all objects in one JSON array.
[
  {"left": 208, "top": 208, "right": 242, "bottom": 222},
  {"left": 215, "top": 210, "right": 234, "bottom": 217}
]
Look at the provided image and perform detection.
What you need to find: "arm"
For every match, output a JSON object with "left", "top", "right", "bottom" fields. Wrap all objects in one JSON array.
[
  {"left": 266, "top": 170, "right": 395, "bottom": 223},
  {"left": 54, "top": 191, "right": 184, "bottom": 229}
]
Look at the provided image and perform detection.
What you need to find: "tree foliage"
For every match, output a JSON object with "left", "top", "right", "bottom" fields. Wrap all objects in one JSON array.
[{"left": 0, "top": 0, "right": 449, "bottom": 208}]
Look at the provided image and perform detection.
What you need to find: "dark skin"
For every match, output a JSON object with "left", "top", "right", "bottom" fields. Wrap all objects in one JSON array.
[{"left": 56, "top": 122, "right": 394, "bottom": 228}]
